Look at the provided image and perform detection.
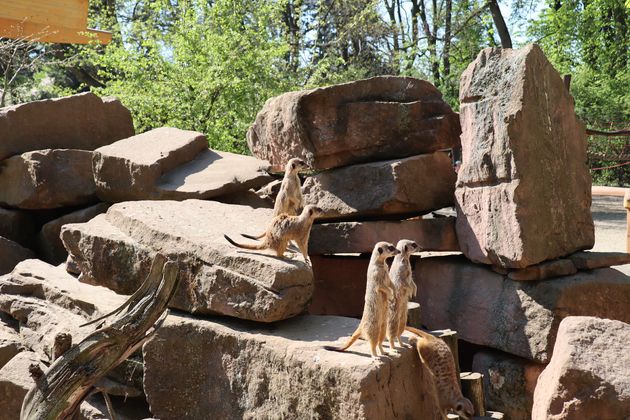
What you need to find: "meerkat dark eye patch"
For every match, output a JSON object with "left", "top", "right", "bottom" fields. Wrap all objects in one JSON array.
[{"left": 378, "top": 247, "right": 383, "bottom": 254}]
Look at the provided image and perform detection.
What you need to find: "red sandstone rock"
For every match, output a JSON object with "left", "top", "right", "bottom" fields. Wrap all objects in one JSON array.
[
  {"left": 532, "top": 316, "right": 630, "bottom": 419},
  {"left": 0, "top": 149, "right": 97, "bottom": 209},
  {"left": 303, "top": 152, "right": 456, "bottom": 221},
  {"left": 247, "top": 76, "right": 461, "bottom": 171},
  {"left": 0, "top": 236, "right": 34, "bottom": 275},
  {"left": 0, "top": 92, "right": 133, "bottom": 161},
  {"left": 414, "top": 255, "right": 630, "bottom": 363},
  {"left": 455, "top": 44, "right": 594, "bottom": 269}
]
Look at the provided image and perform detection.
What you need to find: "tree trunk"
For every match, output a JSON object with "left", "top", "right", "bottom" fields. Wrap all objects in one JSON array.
[
  {"left": 20, "top": 254, "right": 179, "bottom": 420},
  {"left": 443, "top": 0, "right": 453, "bottom": 80},
  {"left": 488, "top": 0, "right": 512, "bottom": 48}
]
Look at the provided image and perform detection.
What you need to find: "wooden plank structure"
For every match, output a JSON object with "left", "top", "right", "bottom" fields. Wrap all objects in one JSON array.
[{"left": 0, "top": 0, "right": 111, "bottom": 44}]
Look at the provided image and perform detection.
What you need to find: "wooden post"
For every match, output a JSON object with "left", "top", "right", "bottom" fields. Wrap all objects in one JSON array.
[
  {"left": 406, "top": 301, "right": 422, "bottom": 328},
  {"left": 20, "top": 254, "right": 179, "bottom": 420},
  {"left": 624, "top": 189, "right": 630, "bottom": 253},
  {"left": 433, "top": 329, "right": 460, "bottom": 379},
  {"left": 460, "top": 372, "right": 485, "bottom": 416}
]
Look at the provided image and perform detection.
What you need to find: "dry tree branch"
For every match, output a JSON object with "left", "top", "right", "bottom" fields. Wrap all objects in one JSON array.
[{"left": 20, "top": 253, "right": 180, "bottom": 420}]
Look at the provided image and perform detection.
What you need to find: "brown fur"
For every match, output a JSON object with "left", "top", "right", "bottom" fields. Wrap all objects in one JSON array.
[
  {"left": 241, "top": 158, "right": 307, "bottom": 240},
  {"left": 405, "top": 326, "right": 474, "bottom": 419},
  {"left": 324, "top": 242, "right": 400, "bottom": 357},
  {"left": 386, "top": 240, "right": 420, "bottom": 350},
  {"left": 225, "top": 205, "right": 322, "bottom": 261}
]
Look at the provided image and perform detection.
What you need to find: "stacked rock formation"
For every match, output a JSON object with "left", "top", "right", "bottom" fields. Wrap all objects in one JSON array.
[
  {"left": 249, "top": 75, "right": 463, "bottom": 315},
  {"left": 412, "top": 44, "right": 630, "bottom": 419}
]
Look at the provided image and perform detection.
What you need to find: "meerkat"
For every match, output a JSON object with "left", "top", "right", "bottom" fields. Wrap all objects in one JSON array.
[
  {"left": 241, "top": 158, "right": 307, "bottom": 240},
  {"left": 224, "top": 205, "right": 322, "bottom": 261},
  {"left": 406, "top": 326, "right": 474, "bottom": 419},
  {"left": 324, "top": 242, "right": 400, "bottom": 358},
  {"left": 386, "top": 239, "right": 421, "bottom": 350}
]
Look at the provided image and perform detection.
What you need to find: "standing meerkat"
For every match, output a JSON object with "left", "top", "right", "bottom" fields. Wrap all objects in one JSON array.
[
  {"left": 324, "top": 242, "right": 400, "bottom": 358},
  {"left": 386, "top": 239, "right": 421, "bottom": 350},
  {"left": 224, "top": 205, "right": 322, "bottom": 261},
  {"left": 241, "top": 158, "right": 307, "bottom": 240},
  {"left": 406, "top": 326, "right": 474, "bottom": 419}
]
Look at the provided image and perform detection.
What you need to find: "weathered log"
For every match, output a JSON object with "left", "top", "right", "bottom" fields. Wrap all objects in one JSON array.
[
  {"left": 460, "top": 371, "right": 485, "bottom": 416},
  {"left": 20, "top": 254, "right": 179, "bottom": 420}
]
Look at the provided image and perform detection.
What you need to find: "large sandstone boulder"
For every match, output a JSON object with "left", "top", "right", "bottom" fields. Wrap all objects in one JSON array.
[
  {"left": 309, "top": 217, "right": 459, "bottom": 255},
  {"left": 143, "top": 313, "right": 442, "bottom": 419},
  {"left": 0, "top": 314, "right": 22, "bottom": 370},
  {"left": 0, "top": 149, "right": 97, "bottom": 209},
  {"left": 36, "top": 203, "right": 110, "bottom": 265},
  {"left": 61, "top": 200, "right": 313, "bottom": 322},
  {"left": 532, "top": 316, "right": 630, "bottom": 419},
  {"left": 0, "top": 92, "right": 133, "bottom": 161},
  {"left": 472, "top": 351, "right": 545, "bottom": 420},
  {"left": 303, "top": 152, "right": 456, "bottom": 221},
  {"left": 455, "top": 44, "right": 594, "bottom": 269},
  {"left": 247, "top": 76, "right": 461, "bottom": 172},
  {"left": 414, "top": 255, "right": 630, "bottom": 362},
  {"left": 0, "top": 236, "right": 34, "bottom": 275},
  {"left": 93, "top": 127, "right": 271, "bottom": 202}
]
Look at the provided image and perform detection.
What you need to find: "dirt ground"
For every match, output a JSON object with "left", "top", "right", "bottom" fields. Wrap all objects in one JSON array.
[{"left": 591, "top": 195, "right": 629, "bottom": 273}]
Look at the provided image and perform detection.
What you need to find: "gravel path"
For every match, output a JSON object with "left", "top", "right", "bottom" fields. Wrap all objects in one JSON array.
[{"left": 591, "top": 195, "right": 629, "bottom": 274}]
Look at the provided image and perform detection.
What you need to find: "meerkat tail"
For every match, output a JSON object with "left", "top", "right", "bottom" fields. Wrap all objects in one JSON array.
[
  {"left": 240, "top": 232, "right": 265, "bottom": 240},
  {"left": 224, "top": 234, "right": 266, "bottom": 250},
  {"left": 323, "top": 328, "right": 362, "bottom": 352}
]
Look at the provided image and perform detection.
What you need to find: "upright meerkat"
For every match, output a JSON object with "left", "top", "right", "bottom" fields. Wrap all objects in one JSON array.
[
  {"left": 224, "top": 205, "right": 322, "bottom": 261},
  {"left": 386, "top": 239, "right": 420, "bottom": 350},
  {"left": 406, "top": 326, "right": 474, "bottom": 419},
  {"left": 324, "top": 242, "right": 399, "bottom": 358},
  {"left": 241, "top": 158, "right": 307, "bottom": 240}
]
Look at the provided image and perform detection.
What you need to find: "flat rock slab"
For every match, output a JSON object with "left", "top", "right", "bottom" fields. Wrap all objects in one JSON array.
[
  {"left": 310, "top": 217, "right": 459, "bottom": 254},
  {"left": 143, "top": 313, "right": 442, "bottom": 420},
  {"left": 94, "top": 128, "right": 271, "bottom": 201},
  {"left": 0, "top": 92, "right": 134, "bottom": 161},
  {"left": 0, "top": 149, "right": 96, "bottom": 209},
  {"left": 0, "top": 259, "right": 126, "bottom": 360},
  {"left": 36, "top": 203, "right": 110, "bottom": 265},
  {"left": 303, "top": 152, "right": 456, "bottom": 221},
  {"left": 532, "top": 316, "right": 630, "bottom": 419},
  {"left": 456, "top": 44, "right": 594, "bottom": 268},
  {"left": 247, "top": 75, "right": 460, "bottom": 171},
  {"left": 507, "top": 259, "right": 577, "bottom": 281},
  {"left": 568, "top": 251, "right": 630, "bottom": 270},
  {"left": 61, "top": 200, "right": 313, "bottom": 322},
  {"left": 472, "top": 351, "right": 545, "bottom": 420},
  {"left": 414, "top": 255, "right": 630, "bottom": 363},
  {"left": 0, "top": 207, "right": 35, "bottom": 247},
  {"left": 0, "top": 236, "right": 34, "bottom": 275},
  {"left": 155, "top": 149, "right": 273, "bottom": 200}
]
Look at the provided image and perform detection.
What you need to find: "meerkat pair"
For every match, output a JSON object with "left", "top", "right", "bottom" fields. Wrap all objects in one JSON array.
[
  {"left": 224, "top": 157, "right": 320, "bottom": 261},
  {"left": 324, "top": 241, "right": 400, "bottom": 357}
]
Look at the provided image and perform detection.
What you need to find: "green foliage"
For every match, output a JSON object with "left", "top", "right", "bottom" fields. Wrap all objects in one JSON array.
[{"left": 84, "top": 0, "right": 294, "bottom": 153}]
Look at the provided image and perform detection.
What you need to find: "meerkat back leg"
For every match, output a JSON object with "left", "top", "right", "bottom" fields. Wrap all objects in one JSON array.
[
  {"left": 296, "top": 238, "right": 310, "bottom": 264},
  {"left": 368, "top": 339, "right": 379, "bottom": 358},
  {"left": 275, "top": 240, "right": 289, "bottom": 258}
]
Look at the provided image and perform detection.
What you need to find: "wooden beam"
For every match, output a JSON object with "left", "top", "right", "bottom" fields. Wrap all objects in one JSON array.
[
  {"left": 0, "top": 17, "right": 111, "bottom": 44},
  {"left": 0, "top": 0, "right": 88, "bottom": 29}
]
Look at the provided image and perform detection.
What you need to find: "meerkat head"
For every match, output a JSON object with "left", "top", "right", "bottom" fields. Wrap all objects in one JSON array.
[
  {"left": 396, "top": 239, "right": 422, "bottom": 255},
  {"left": 452, "top": 397, "right": 474, "bottom": 420},
  {"left": 302, "top": 205, "right": 323, "bottom": 219},
  {"left": 374, "top": 241, "right": 400, "bottom": 260},
  {"left": 286, "top": 158, "right": 308, "bottom": 174}
]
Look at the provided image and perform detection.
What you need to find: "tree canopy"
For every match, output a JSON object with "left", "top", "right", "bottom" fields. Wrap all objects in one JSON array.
[{"left": 1, "top": 0, "right": 628, "bottom": 183}]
